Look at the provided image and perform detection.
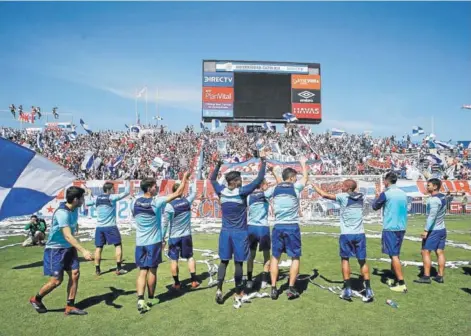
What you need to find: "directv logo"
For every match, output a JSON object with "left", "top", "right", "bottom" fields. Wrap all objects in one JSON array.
[{"left": 204, "top": 76, "right": 233, "bottom": 83}]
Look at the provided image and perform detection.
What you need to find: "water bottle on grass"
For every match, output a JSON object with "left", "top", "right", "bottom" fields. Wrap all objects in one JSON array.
[{"left": 386, "top": 299, "right": 398, "bottom": 308}]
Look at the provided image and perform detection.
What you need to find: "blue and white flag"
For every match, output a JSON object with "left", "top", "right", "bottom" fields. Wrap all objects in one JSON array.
[
  {"left": 425, "top": 153, "right": 443, "bottom": 165},
  {"left": 412, "top": 126, "right": 425, "bottom": 136},
  {"left": 211, "top": 119, "right": 221, "bottom": 131},
  {"left": 263, "top": 122, "right": 275, "bottom": 132},
  {"left": 109, "top": 154, "right": 124, "bottom": 172},
  {"left": 124, "top": 124, "right": 129, "bottom": 129},
  {"left": 200, "top": 120, "right": 205, "bottom": 129},
  {"left": 435, "top": 140, "right": 454, "bottom": 150},
  {"left": 80, "top": 151, "right": 95, "bottom": 171},
  {"left": 67, "top": 131, "right": 77, "bottom": 142},
  {"left": 153, "top": 116, "right": 163, "bottom": 121},
  {"left": 80, "top": 119, "right": 92, "bottom": 134},
  {"left": 331, "top": 128, "right": 346, "bottom": 138},
  {"left": 36, "top": 133, "right": 43, "bottom": 151},
  {"left": 282, "top": 112, "right": 298, "bottom": 123},
  {"left": 0, "top": 138, "right": 75, "bottom": 221}
]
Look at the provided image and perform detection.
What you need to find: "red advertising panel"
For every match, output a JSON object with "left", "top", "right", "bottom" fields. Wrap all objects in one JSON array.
[
  {"left": 292, "top": 103, "right": 322, "bottom": 120},
  {"left": 202, "top": 87, "right": 234, "bottom": 103}
]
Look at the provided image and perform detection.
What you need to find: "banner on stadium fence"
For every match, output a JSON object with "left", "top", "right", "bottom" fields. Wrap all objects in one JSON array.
[
  {"left": 33, "top": 179, "right": 471, "bottom": 221},
  {"left": 366, "top": 159, "right": 392, "bottom": 170}
]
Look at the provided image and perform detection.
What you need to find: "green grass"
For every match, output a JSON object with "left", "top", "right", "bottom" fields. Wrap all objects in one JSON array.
[{"left": 1, "top": 217, "right": 471, "bottom": 336}]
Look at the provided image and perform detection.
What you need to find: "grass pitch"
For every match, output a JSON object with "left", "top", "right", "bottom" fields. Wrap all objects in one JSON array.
[{"left": 1, "top": 216, "right": 470, "bottom": 336}]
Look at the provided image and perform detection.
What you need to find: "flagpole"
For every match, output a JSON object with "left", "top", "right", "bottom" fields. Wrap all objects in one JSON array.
[
  {"left": 135, "top": 89, "right": 138, "bottom": 125},
  {"left": 145, "top": 87, "right": 148, "bottom": 126},
  {"left": 431, "top": 116, "right": 434, "bottom": 135},
  {"left": 156, "top": 88, "right": 159, "bottom": 127}
]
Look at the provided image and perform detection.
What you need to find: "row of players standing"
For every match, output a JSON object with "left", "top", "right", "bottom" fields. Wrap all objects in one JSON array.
[{"left": 29, "top": 152, "right": 448, "bottom": 315}]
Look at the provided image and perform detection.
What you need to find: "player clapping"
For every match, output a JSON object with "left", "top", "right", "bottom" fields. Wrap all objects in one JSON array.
[{"left": 312, "top": 179, "right": 374, "bottom": 302}]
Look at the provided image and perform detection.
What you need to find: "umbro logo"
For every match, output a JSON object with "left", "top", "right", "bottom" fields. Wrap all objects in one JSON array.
[{"left": 298, "top": 91, "right": 315, "bottom": 99}]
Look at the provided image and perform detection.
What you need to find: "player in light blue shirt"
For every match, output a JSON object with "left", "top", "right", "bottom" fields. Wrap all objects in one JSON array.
[
  {"left": 312, "top": 179, "right": 374, "bottom": 302},
  {"left": 131, "top": 173, "right": 189, "bottom": 314},
  {"left": 414, "top": 178, "right": 447, "bottom": 284},
  {"left": 30, "top": 186, "right": 93, "bottom": 316},
  {"left": 265, "top": 157, "right": 308, "bottom": 300},
  {"left": 162, "top": 180, "right": 200, "bottom": 290},
  {"left": 85, "top": 181, "right": 130, "bottom": 276},
  {"left": 372, "top": 172, "right": 408, "bottom": 293}
]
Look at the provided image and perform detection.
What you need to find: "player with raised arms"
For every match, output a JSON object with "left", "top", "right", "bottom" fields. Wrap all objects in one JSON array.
[
  {"left": 162, "top": 178, "right": 200, "bottom": 290},
  {"left": 266, "top": 157, "right": 308, "bottom": 300},
  {"left": 29, "top": 186, "right": 93, "bottom": 315},
  {"left": 210, "top": 151, "right": 267, "bottom": 305},
  {"left": 85, "top": 181, "right": 130, "bottom": 276},
  {"left": 132, "top": 173, "right": 189, "bottom": 314},
  {"left": 311, "top": 179, "right": 374, "bottom": 302}
]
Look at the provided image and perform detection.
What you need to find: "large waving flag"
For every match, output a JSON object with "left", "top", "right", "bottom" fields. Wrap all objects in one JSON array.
[
  {"left": 0, "top": 137, "right": 75, "bottom": 221},
  {"left": 461, "top": 105, "right": 471, "bottom": 110},
  {"left": 211, "top": 119, "right": 221, "bottom": 131},
  {"left": 80, "top": 118, "right": 92, "bottom": 134}
]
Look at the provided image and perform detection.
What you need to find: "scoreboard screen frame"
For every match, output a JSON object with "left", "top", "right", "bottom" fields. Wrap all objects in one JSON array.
[{"left": 202, "top": 60, "right": 322, "bottom": 125}]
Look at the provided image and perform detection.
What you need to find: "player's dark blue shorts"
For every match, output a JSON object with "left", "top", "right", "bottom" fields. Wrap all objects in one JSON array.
[
  {"left": 272, "top": 224, "right": 301, "bottom": 258},
  {"left": 248, "top": 225, "right": 271, "bottom": 252},
  {"left": 339, "top": 234, "right": 367, "bottom": 260},
  {"left": 168, "top": 235, "right": 194, "bottom": 260},
  {"left": 218, "top": 229, "right": 249, "bottom": 262},
  {"left": 43, "top": 247, "right": 79, "bottom": 278},
  {"left": 422, "top": 229, "right": 447, "bottom": 251},
  {"left": 95, "top": 226, "right": 122, "bottom": 247},
  {"left": 135, "top": 242, "right": 162, "bottom": 269},
  {"left": 382, "top": 230, "right": 406, "bottom": 257}
]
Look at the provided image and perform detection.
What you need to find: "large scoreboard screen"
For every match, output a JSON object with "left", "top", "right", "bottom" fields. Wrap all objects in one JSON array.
[{"left": 202, "top": 60, "right": 321, "bottom": 124}]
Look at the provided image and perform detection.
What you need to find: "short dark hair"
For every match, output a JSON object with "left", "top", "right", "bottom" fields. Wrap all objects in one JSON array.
[
  {"left": 30, "top": 215, "right": 38, "bottom": 220},
  {"left": 103, "top": 182, "right": 114, "bottom": 193},
  {"left": 225, "top": 171, "right": 241, "bottom": 184},
  {"left": 172, "top": 183, "right": 180, "bottom": 193},
  {"left": 427, "top": 178, "right": 442, "bottom": 190},
  {"left": 66, "top": 186, "right": 85, "bottom": 203},
  {"left": 140, "top": 178, "right": 157, "bottom": 193},
  {"left": 384, "top": 172, "right": 398, "bottom": 184},
  {"left": 282, "top": 168, "right": 297, "bottom": 181}
]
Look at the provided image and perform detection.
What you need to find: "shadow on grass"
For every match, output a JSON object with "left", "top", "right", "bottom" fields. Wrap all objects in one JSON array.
[
  {"left": 462, "top": 267, "right": 471, "bottom": 276},
  {"left": 461, "top": 288, "right": 471, "bottom": 295},
  {"left": 13, "top": 258, "right": 113, "bottom": 270},
  {"left": 156, "top": 271, "right": 211, "bottom": 304},
  {"left": 47, "top": 286, "right": 135, "bottom": 313},
  {"left": 371, "top": 268, "right": 395, "bottom": 285},
  {"left": 98, "top": 261, "right": 136, "bottom": 276}
]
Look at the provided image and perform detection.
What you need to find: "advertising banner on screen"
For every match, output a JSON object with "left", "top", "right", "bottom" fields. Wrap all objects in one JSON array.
[
  {"left": 291, "top": 75, "right": 321, "bottom": 89},
  {"left": 291, "top": 89, "right": 321, "bottom": 104},
  {"left": 216, "top": 62, "right": 309, "bottom": 74},
  {"left": 203, "top": 72, "right": 234, "bottom": 87},
  {"left": 292, "top": 103, "right": 322, "bottom": 120},
  {"left": 202, "top": 109, "right": 234, "bottom": 118},
  {"left": 202, "top": 87, "right": 234, "bottom": 103},
  {"left": 203, "top": 102, "right": 233, "bottom": 110}
]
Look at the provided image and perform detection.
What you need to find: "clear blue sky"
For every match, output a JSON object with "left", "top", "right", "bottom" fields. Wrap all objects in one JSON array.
[{"left": 0, "top": 1, "right": 470, "bottom": 140}]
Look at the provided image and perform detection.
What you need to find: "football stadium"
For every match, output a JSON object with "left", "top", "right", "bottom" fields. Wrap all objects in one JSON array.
[{"left": 1, "top": 2, "right": 470, "bottom": 336}]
